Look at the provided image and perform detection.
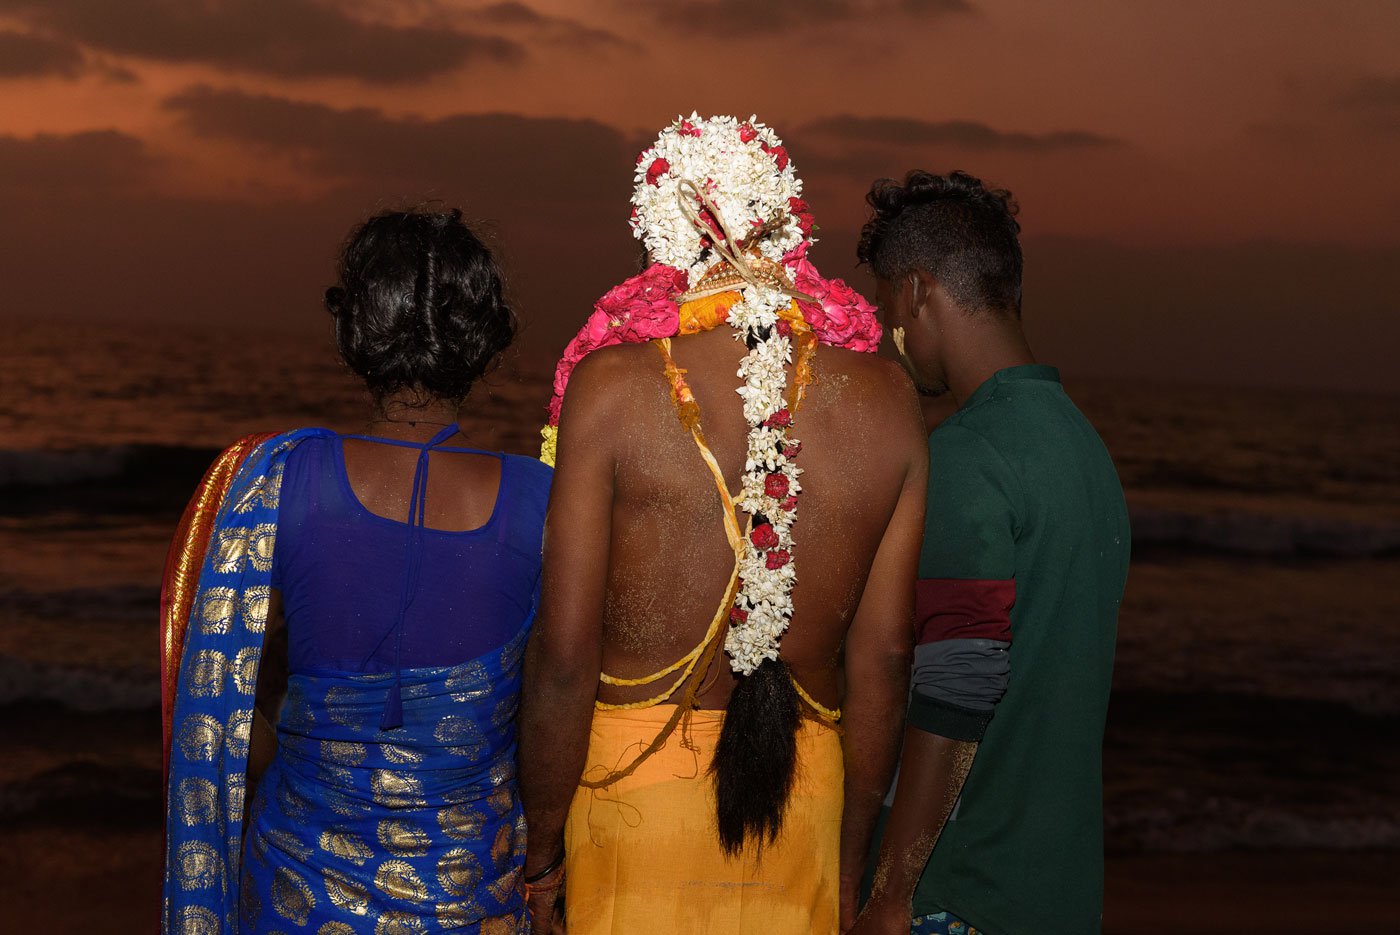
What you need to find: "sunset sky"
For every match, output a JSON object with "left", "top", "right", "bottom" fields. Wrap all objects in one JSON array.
[{"left": 2, "top": 0, "right": 1398, "bottom": 391}]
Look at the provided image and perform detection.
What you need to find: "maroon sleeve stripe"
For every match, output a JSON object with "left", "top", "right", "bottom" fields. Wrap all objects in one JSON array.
[{"left": 915, "top": 577, "right": 1015, "bottom": 645}]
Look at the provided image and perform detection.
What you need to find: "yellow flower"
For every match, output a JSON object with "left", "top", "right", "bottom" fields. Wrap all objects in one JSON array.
[{"left": 539, "top": 424, "right": 558, "bottom": 467}]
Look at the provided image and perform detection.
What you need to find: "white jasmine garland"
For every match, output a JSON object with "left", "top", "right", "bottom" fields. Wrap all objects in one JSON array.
[
  {"left": 632, "top": 114, "right": 807, "bottom": 288},
  {"left": 633, "top": 113, "right": 813, "bottom": 677}
]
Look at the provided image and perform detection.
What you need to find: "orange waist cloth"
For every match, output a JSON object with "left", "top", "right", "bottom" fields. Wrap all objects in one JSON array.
[{"left": 564, "top": 705, "right": 843, "bottom": 935}]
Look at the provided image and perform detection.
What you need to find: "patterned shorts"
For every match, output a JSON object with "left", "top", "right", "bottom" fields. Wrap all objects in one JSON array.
[{"left": 911, "top": 910, "right": 981, "bottom": 935}]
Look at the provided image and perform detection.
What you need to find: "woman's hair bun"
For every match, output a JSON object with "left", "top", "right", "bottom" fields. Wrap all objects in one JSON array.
[{"left": 326, "top": 208, "right": 517, "bottom": 403}]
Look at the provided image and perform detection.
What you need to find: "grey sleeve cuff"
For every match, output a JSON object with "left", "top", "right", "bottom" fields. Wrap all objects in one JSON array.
[{"left": 911, "top": 637, "right": 1011, "bottom": 710}]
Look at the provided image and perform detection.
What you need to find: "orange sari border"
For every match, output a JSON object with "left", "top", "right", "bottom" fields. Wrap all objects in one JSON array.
[{"left": 159, "top": 432, "right": 277, "bottom": 790}]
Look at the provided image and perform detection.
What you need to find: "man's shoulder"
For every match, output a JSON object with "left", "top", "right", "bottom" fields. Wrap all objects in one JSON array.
[
  {"left": 818, "top": 342, "right": 910, "bottom": 389},
  {"left": 812, "top": 346, "right": 923, "bottom": 436},
  {"left": 570, "top": 341, "right": 664, "bottom": 383},
  {"left": 561, "top": 344, "right": 667, "bottom": 417}
]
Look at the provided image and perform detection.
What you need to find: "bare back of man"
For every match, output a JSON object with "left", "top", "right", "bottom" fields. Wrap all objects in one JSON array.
[{"left": 593, "top": 324, "right": 923, "bottom": 712}]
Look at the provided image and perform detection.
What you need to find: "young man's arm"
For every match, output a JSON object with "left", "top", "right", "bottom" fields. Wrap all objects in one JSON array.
[
  {"left": 518, "top": 355, "right": 619, "bottom": 931},
  {"left": 855, "top": 424, "right": 1020, "bottom": 932},
  {"left": 838, "top": 372, "right": 929, "bottom": 929}
]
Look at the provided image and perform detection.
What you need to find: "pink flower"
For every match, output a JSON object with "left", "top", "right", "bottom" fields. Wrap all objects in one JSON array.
[
  {"left": 546, "top": 264, "right": 688, "bottom": 424},
  {"left": 780, "top": 495, "right": 798, "bottom": 512},
  {"left": 646, "top": 157, "right": 669, "bottom": 186},
  {"left": 789, "top": 257, "right": 882, "bottom": 353},
  {"left": 781, "top": 241, "right": 810, "bottom": 264},
  {"left": 739, "top": 123, "right": 758, "bottom": 143}
]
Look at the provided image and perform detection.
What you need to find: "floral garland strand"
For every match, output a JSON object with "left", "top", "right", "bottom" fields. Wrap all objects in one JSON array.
[
  {"left": 540, "top": 113, "right": 883, "bottom": 676},
  {"left": 724, "top": 282, "right": 805, "bottom": 674}
]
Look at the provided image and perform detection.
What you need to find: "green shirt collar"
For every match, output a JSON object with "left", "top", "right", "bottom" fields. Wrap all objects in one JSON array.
[{"left": 962, "top": 364, "right": 1062, "bottom": 410}]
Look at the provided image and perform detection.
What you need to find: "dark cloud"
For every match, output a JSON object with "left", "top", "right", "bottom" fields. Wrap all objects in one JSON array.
[
  {"left": 161, "top": 86, "right": 633, "bottom": 219},
  {"left": 476, "top": 2, "right": 635, "bottom": 50},
  {"left": 802, "top": 115, "right": 1122, "bottom": 153},
  {"left": 635, "top": 0, "right": 972, "bottom": 37},
  {"left": 0, "top": 0, "right": 523, "bottom": 82},
  {"left": 1018, "top": 236, "right": 1400, "bottom": 394},
  {"left": 1335, "top": 74, "right": 1400, "bottom": 135},
  {"left": 1337, "top": 74, "right": 1400, "bottom": 110},
  {"left": 0, "top": 129, "right": 158, "bottom": 192},
  {"left": 0, "top": 29, "right": 86, "bottom": 78}
]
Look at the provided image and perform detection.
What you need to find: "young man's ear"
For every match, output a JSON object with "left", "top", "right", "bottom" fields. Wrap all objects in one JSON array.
[{"left": 908, "top": 271, "right": 929, "bottom": 320}]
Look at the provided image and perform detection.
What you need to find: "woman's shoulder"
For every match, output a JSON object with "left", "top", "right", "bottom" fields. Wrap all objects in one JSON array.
[
  {"left": 501, "top": 452, "right": 554, "bottom": 489},
  {"left": 500, "top": 453, "right": 553, "bottom": 524},
  {"left": 217, "top": 427, "right": 336, "bottom": 456}
]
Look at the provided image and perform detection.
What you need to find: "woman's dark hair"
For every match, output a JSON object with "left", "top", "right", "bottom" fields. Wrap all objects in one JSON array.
[
  {"left": 711, "top": 657, "right": 803, "bottom": 855},
  {"left": 325, "top": 208, "right": 517, "bottom": 404},
  {"left": 857, "top": 169, "right": 1023, "bottom": 315}
]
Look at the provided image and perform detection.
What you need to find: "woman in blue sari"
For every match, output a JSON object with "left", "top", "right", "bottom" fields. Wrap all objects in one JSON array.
[{"left": 161, "top": 208, "right": 550, "bottom": 934}]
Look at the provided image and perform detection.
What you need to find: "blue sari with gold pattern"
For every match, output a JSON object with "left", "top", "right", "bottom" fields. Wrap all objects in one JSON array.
[
  {"left": 163, "top": 429, "right": 531, "bottom": 934},
  {"left": 240, "top": 630, "right": 527, "bottom": 933}
]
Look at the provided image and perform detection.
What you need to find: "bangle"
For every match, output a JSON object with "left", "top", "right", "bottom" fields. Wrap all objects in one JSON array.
[{"left": 524, "top": 850, "right": 565, "bottom": 884}]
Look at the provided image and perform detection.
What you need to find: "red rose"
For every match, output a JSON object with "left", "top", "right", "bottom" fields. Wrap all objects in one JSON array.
[
  {"left": 775, "top": 319, "right": 792, "bottom": 337},
  {"left": 680, "top": 118, "right": 702, "bottom": 137},
  {"left": 646, "top": 157, "right": 669, "bottom": 186},
  {"left": 782, "top": 440, "right": 802, "bottom": 459},
  {"left": 751, "top": 523, "right": 779, "bottom": 549},
  {"left": 765, "top": 408, "right": 792, "bottom": 428},
  {"left": 729, "top": 607, "right": 749, "bottom": 625},
  {"left": 765, "top": 549, "right": 791, "bottom": 570},
  {"left": 739, "top": 123, "right": 758, "bottom": 143},
  {"left": 788, "top": 196, "right": 815, "bottom": 236},
  {"left": 781, "top": 495, "right": 798, "bottom": 512},
  {"left": 764, "top": 473, "right": 789, "bottom": 499},
  {"left": 770, "top": 146, "right": 789, "bottom": 170}
]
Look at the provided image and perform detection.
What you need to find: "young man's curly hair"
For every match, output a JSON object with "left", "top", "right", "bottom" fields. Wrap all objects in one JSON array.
[{"left": 857, "top": 170, "right": 1023, "bottom": 316}]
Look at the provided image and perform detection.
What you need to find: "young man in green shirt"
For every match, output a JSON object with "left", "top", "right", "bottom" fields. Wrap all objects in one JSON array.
[{"left": 850, "top": 171, "right": 1131, "bottom": 935}]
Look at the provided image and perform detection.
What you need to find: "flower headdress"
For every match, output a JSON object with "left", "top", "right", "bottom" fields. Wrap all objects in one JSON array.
[{"left": 543, "top": 113, "right": 881, "bottom": 676}]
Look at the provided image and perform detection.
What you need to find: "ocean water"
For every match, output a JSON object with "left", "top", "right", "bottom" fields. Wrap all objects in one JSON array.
[{"left": 2, "top": 320, "right": 1397, "bottom": 854}]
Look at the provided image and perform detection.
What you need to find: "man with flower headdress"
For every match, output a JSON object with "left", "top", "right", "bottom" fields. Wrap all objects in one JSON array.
[{"left": 519, "top": 115, "right": 929, "bottom": 934}]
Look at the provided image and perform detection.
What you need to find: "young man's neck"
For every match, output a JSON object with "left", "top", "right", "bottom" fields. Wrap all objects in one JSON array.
[{"left": 944, "top": 317, "right": 1036, "bottom": 407}]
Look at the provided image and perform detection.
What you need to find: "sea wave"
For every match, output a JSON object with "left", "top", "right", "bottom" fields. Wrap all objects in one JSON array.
[
  {"left": 0, "top": 585, "right": 156, "bottom": 622},
  {"left": 0, "top": 444, "right": 218, "bottom": 490},
  {"left": 0, "top": 656, "right": 157, "bottom": 712},
  {"left": 1129, "top": 505, "right": 1400, "bottom": 557},
  {"left": 1108, "top": 794, "right": 1400, "bottom": 853},
  {"left": 0, "top": 762, "right": 159, "bottom": 822}
]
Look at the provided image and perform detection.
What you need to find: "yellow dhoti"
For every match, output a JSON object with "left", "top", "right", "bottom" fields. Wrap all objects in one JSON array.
[{"left": 564, "top": 705, "right": 843, "bottom": 935}]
